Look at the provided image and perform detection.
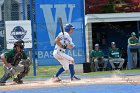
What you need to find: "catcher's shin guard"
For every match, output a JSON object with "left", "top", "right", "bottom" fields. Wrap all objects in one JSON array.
[
  {"left": 0, "top": 73, "right": 11, "bottom": 84},
  {"left": 13, "top": 64, "right": 30, "bottom": 84},
  {"left": 13, "top": 74, "right": 24, "bottom": 84}
]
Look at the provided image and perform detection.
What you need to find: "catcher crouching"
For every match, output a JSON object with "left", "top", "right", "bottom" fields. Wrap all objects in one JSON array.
[{"left": 0, "top": 40, "right": 31, "bottom": 86}]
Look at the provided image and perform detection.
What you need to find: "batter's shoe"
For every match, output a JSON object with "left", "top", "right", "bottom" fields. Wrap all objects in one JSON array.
[
  {"left": 71, "top": 76, "right": 81, "bottom": 81},
  {"left": 52, "top": 77, "right": 62, "bottom": 82}
]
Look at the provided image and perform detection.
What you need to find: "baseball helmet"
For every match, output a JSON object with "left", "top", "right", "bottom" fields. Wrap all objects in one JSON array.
[
  {"left": 14, "top": 40, "right": 24, "bottom": 49},
  {"left": 64, "top": 24, "right": 75, "bottom": 32}
]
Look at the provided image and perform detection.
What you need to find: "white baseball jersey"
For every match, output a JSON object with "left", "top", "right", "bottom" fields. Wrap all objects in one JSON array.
[
  {"left": 53, "top": 32, "right": 75, "bottom": 70},
  {"left": 54, "top": 32, "right": 75, "bottom": 51}
]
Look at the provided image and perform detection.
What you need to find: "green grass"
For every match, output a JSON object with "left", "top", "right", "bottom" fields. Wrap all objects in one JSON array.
[
  {"left": 24, "top": 65, "right": 61, "bottom": 79},
  {"left": 0, "top": 64, "right": 140, "bottom": 80},
  {"left": 0, "top": 65, "right": 61, "bottom": 79}
]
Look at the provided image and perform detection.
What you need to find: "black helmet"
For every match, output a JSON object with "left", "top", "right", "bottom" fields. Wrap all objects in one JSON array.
[{"left": 14, "top": 40, "right": 24, "bottom": 49}]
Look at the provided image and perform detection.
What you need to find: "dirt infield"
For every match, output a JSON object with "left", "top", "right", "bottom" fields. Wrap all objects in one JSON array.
[{"left": 0, "top": 74, "right": 140, "bottom": 90}]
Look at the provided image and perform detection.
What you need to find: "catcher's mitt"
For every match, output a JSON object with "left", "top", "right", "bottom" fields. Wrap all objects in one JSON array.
[
  {"left": 14, "top": 53, "right": 23, "bottom": 66},
  {"left": 19, "top": 59, "right": 31, "bottom": 67},
  {"left": 7, "top": 52, "right": 23, "bottom": 66}
]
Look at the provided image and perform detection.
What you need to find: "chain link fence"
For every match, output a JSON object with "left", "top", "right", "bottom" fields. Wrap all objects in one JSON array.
[
  {"left": 0, "top": 0, "right": 35, "bottom": 50},
  {"left": 0, "top": 0, "right": 85, "bottom": 76},
  {"left": 0, "top": 0, "right": 63, "bottom": 76},
  {"left": 0, "top": 0, "right": 35, "bottom": 63}
]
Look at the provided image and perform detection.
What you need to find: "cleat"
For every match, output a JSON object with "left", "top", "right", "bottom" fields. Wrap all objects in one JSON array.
[
  {"left": 0, "top": 82, "right": 6, "bottom": 86},
  {"left": 71, "top": 76, "right": 81, "bottom": 81},
  {"left": 52, "top": 77, "right": 62, "bottom": 82},
  {"left": 13, "top": 78, "right": 23, "bottom": 84}
]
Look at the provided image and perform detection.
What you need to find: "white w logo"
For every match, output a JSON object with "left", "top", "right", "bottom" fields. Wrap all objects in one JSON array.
[{"left": 40, "top": 4, "right": 75, "bottom": 46}]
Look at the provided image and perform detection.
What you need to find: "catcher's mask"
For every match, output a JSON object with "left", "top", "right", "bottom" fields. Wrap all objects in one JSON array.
[{"left": 14, "top": 40, "right": 24, "bottom": 49}]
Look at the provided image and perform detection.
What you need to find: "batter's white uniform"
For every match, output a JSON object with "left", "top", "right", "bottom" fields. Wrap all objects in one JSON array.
[{"left": 53, "top": 32, "right": 75, "bottom": 70}]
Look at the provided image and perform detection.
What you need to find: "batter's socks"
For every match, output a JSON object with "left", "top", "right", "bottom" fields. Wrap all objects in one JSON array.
[
  {"left": 69, "top": 64, "right": 75, "bottom": 78},
  {"left": 55, "top": 67, "right": 65, "bottom": 77}
]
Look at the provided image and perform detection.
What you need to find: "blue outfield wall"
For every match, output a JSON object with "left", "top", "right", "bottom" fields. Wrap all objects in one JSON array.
[{"left": 35, "top": 0, "right": 86, "bottom": 66}]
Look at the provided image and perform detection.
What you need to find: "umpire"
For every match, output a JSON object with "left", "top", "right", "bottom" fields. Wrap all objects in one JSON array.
[{"left": 0, "top": 40, "right": 31, "bottom": 86}]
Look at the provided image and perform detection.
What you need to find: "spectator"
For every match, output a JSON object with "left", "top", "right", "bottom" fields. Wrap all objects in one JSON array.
[
  {"left": 90, "top": 44, "right": 108, "bottom": 71},
  {"left": 128, "top": 32, "right": 139, "bottom": 68},
  {"left": 109, "top": 42, "right": 124, "bottom": 70}
]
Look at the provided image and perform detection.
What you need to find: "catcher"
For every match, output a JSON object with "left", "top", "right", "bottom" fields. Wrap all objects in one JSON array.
[{"left": 0, "top": 40, "right": 31, "bottom": 86}]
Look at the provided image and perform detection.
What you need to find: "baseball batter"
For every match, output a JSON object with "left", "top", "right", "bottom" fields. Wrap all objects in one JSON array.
[{"left": 53, "top": 23, "right": 80, "bottom": 82}]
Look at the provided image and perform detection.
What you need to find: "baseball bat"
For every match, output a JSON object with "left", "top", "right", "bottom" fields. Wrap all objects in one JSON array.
[
  {"left": 58, "top": 17, "right": 67, "bottom": 49},
  {"left": 58, "top": 17, "right": 64, "bottom": 35}
]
